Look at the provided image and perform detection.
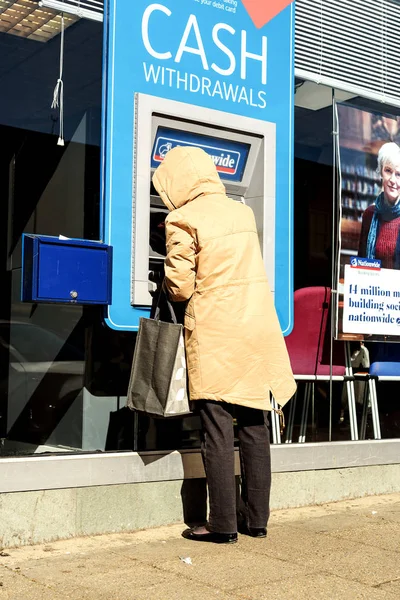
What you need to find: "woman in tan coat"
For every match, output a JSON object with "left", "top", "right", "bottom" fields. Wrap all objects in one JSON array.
[{"left": 153, "top": 146, "right": 295, "bottom": 544}]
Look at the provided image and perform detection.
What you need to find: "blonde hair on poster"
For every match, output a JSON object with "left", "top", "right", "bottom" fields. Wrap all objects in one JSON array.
[{"left": 377, "top": 141, "right": 400, "bottom": 176}]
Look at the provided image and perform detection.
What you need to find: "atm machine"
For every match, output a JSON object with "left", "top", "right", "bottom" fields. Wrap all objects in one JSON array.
[{"left": 131, "top": 93, "right": 276, "bottom": 306}]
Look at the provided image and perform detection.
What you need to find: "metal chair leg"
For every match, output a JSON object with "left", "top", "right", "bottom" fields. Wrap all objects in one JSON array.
[
  {"left": 368, "top": 378, "right": 382, "bottom": 440},
  {"left": 344, "top": 342, "right": 359, "bottom": 441},
  {"left": 298, "top": 383, "right": 307, "bottom": 443},
  {"left": 285, "top": 390, "right": 297, "bottom": 444},
  {"left": 298, "top": 382, "right": 311, "bottom": 443},
  {"left": 360, "top": 379, "right": 369, "bottom": 440},
  {"left": 346, "top": 379, "right": 359, "bottom": 441}
]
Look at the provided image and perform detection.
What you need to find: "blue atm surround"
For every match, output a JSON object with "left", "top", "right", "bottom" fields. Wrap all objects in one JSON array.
[
  {"left": 101, "top": 0, "right": 295, "bottom": 334},
  {"left": 22, "top": 235, "right": 112, "bottom": 305}
]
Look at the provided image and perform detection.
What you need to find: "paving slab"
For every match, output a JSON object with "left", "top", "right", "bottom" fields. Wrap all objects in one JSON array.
[
  {"left": 146, "top": 548, "right": 316, "bottom": 592},
  {"left": 272, "top": 493, "right": 400, "bottom": 524},
  {"left": 376, "top": 579, "right": 400, "bottom": 596},
  {"left": 0, "top": 565, "right": 73, "bottom": 600},
  {"left": 0, "top": 493, "right": 399, "bottom": 600},
  {"left": 111, "top": 535, "right": 218, "bottom": 563},
  {"left": 241, "top": 526, "right": 399, "bottom": 586},
  {"left": 119, "top": 580, "right": 235, "bottom": 600},
  {"left": 361, "top": 501, "right": 400, "bottom": 523},
  {"left": 4, "top": 555, "right": 175, "bottom": 600},
  {"left": 238, "top": 573, "right": 400, "bottom": 600},
  {"left": 239, "top": 523, "right": 359, "bottom": 560},
  {"left": 276, "top": 509, "right": 382, "bottom": 533},
  {"left": 327, "top": 519, "right": 400, "bottom": 553}
]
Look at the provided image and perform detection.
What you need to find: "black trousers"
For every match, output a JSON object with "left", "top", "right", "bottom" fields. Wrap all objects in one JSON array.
[{"left": 197, "top": 400, "right": 271, "bottom": 534}]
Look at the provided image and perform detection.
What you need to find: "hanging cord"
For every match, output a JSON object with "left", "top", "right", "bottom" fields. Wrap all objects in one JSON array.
[{"left": 51, "top": 14, "right": 65, "bottom": 146}]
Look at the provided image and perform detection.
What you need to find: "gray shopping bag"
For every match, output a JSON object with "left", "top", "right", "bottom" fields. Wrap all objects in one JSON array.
[{"left": 126, "top": 289, "right": 191, "bottom": 417}]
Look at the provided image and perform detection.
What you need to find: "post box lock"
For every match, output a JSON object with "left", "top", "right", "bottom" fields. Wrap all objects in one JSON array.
[{"left": 70, "top": 290, "right": 78, "bottom": 299}]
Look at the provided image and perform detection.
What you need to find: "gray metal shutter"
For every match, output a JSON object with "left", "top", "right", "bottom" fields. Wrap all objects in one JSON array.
[
  {"left": 39, "top": 0, "right": 103, "bottom": 22},
  {"left": 295, "top": 0, "right": 400, "bottom": 106}
]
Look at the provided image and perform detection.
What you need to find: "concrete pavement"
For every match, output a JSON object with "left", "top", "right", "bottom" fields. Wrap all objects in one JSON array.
[{"left": 0, "top": 493, "right": 399, "bottom": 599}]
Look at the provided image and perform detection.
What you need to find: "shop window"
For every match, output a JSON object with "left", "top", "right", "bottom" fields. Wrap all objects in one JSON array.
[
  {"left": 0, "top": 16, "right": 105, "bottom": 455},
  {"left": 0, "top": 7, "right": 203, "bottom": 457},
  {"left": 289, "top": 81, "right": 400, "bottom": 442},
  {"left": 2, "top": 33, "right": 398, "bottom": 457}
]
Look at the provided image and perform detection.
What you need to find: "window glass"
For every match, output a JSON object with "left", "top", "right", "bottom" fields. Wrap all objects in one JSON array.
[
  {"left": 0, "top": 12, "right": 105, "bottom": 455},
  {"left": 1, "top": 27, "right": 397, "bottom": 458},
  {"left": 287, "top": 81, "right": 400, "bottom": 443}
]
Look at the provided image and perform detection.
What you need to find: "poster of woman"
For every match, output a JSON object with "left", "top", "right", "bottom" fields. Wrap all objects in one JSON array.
[
  {"left": 337, "top": 104, "right": 400, "bottom": 341},
  {"left": 358, "top": 142, "right": 400, "bottom": 269}
]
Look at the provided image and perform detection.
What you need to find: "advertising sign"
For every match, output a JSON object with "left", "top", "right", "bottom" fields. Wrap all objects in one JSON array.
[
  {"left": 343, "top": 259, "right": 400, "bottom": 335},
  {"left": 102, "top": 0, "right": 295, "bottom": 332},
  {"left": 337, "top": 103, "right": 400, "bottom": 341}
]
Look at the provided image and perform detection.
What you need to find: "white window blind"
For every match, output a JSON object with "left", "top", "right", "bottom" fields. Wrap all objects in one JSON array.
[
  {"left": 39, "top": 0, "right": 103, "bottom": 22},
  {"left": 295, "top": 0, "right": 400, "bottom": 106}
]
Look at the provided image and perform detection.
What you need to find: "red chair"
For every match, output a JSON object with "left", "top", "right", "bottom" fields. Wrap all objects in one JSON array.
[
  {"left": 284, "top": 287, "right": 327, "bottom": 443},
  {"left": 285, "top": 287, "right": 329, "bottom": 376},
  {"left": 283, "top": 287, "right": 358, "bottom": 443},
  {"left": 316, "top": 290, "right": 358, "bottom": 441}
]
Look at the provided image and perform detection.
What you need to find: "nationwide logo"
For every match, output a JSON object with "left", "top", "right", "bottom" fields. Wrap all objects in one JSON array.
[
  {"left": 350, "top": 257, "right": 381, "bottom": 271},
  {"left": 153, "top": 136, "right": 240, "bottom": 175}
]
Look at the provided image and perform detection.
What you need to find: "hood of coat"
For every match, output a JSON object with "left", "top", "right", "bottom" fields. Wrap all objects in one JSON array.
[{"left": 152, "top": 146, "right": 226, "bottom": 211}]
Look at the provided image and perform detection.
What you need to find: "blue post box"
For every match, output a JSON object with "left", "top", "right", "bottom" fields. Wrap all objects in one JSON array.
[{"left": 22, "top": 235, "right": 112, "bottom": 305}]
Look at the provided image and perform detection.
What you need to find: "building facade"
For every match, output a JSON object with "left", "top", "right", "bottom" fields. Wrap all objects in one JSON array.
[{"left": 0, "top": 0, "right": 399, "bottom": 547}]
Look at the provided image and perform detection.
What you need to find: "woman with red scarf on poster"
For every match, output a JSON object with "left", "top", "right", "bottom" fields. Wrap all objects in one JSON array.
[{"left": 358, "top": 142, "right": 400, "bottom": 269}]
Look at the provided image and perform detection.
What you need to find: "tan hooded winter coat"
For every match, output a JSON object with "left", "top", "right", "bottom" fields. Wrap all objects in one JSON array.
[{"left": 152, "top": 146, "right": 296, "bottom": 411}]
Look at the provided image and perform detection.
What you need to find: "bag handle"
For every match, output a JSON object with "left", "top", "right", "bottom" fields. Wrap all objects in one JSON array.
[{"left": 154, "top": 280, "right": 178, "bottom": 324}]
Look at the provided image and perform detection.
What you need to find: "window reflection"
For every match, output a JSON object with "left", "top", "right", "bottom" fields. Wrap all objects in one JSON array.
[
  {"left": 290, "top": 83, "right": 400, "bottom": 443},
  {"left": 0, "top": 17, "right": 103, "bottom": 455},
  {"left": 5, "top": 318, "right": 85, "bottom": 450},
  {"left": 0, "top": 40, "right": 399, "bottom": 458}
]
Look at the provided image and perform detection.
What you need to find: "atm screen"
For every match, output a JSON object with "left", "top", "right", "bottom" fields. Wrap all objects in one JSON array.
[{"left": 151, "top": 126, "right": 251, "bottom": 183}]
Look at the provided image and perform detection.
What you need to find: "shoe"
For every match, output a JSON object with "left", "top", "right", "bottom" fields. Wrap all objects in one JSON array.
[
  {"left": 238, "top": 523, "right": 267, "bottom": 538},
  {"left": 182, "top": 526, "right": 238, "bottom": 544}
]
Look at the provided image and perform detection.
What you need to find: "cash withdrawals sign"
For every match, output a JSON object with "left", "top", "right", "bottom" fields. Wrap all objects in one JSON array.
[{"left": 101, "top": 0, "right": 295, "bottom": 332}]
